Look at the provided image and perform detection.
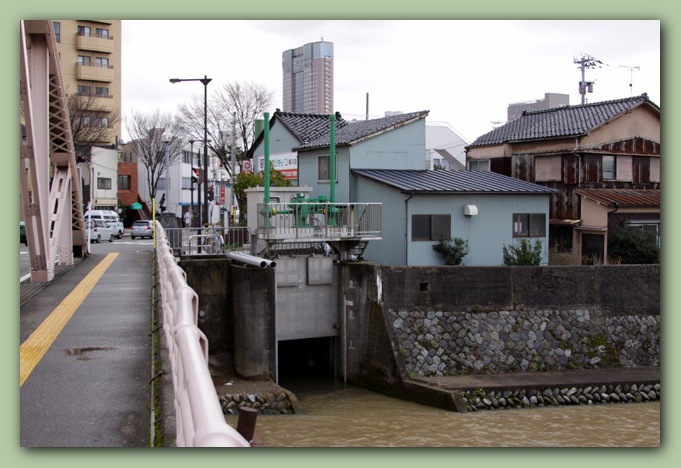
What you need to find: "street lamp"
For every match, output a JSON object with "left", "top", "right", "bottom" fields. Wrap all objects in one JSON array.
[
  {"left": 162, "top": 131, "right": 172, "bottom": 214},
  {"left": 170, "top": 75, "right": 211, "bottom": 226}
]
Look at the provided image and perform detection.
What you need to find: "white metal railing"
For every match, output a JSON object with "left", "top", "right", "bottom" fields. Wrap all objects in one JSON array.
[
  {"left": 256, "top": 202, "right": 382, "bottom": 242},
  {"left": 163, "top": 226, "right": 250, "bottom": 256},
  {"left": 155, "top": 222, "right": 250, "bottom": 447}
]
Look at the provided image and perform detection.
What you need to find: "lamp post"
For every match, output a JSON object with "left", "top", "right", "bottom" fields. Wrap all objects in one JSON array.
[
  {"left": 170, "top": 75, "right": 212, "bottom": 226},
  {"left": 188, "top": 139, "right": 196, "bottom": 227},
  {"left": 162, "top": 131, "right": 172, "bottom": 214}
]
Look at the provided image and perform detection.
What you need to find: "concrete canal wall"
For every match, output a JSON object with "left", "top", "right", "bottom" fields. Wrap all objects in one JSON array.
[{"left": 341, "top": 263, "right": 660, "bottom": 410}]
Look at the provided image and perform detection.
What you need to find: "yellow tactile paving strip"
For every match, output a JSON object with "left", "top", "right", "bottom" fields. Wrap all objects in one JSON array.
[{"left": 19, "top": 253, "right": 119, "bottom": 387}]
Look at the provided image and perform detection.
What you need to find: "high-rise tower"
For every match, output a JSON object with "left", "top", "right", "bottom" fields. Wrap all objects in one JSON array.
[{"left": 282, "top": 40, "right": 334, "bottom": 114}]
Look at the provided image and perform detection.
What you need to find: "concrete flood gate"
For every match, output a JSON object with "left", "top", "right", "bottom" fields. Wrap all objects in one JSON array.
[{"left": 180, "top": 253, "right": 342, "bottom": 383}]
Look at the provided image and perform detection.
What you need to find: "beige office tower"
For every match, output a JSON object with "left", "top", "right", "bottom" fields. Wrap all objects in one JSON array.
[
  {"left": 52, "top": 20, "right": 122, "bottom": 147},
  {"left": 282, "top": 40, "right": 334, "bottom": 114}
]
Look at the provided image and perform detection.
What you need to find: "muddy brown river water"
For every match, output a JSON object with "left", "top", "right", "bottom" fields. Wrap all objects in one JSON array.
[{"left": 226, "top": 379, "right": 660, "bottom": 447}]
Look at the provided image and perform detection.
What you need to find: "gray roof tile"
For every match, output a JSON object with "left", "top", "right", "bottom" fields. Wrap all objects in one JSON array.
[
  {"left": 468, "top": 94, "right": 659, "bottom": 147},
  {"left": 275, "top": 110, "right": 348, "bottom": 144},
  {"left": 353, "top": 169, "right": 557, "bottom": 194},
  {"left": 294, "top": 110, "right": 430, "bottom": 150}
]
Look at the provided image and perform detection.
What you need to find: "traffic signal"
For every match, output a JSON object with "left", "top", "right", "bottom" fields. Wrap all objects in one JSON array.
[
  {"left": 191, "top": 168, "right": 200, "bottom": 185},
  {"left": 159, "top": 193, "right": 166, "bottom": 212}
]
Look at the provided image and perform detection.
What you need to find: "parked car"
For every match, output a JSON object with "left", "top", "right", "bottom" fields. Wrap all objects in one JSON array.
[
  {"left": 130, "top": 220, "right": 154, "bottom": 239},
  {"left": 20, "top": 221, "right": 27, "bottom": 245},
  {"left": 85, "top": 210, "right": 124, "bottom": 239},
  {"left": 86, "top": 220, "right": 116, "bottom": 243}
]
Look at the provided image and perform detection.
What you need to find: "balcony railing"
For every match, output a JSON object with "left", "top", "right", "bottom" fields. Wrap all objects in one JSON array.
[{"left": 256, "top": 202, "right": 382, "bottom": 242}]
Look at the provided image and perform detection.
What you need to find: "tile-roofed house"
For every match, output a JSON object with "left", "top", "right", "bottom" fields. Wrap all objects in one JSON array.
[
  {"left": 275, "top": 110, "right": 348, "bottom": 145},
  {"left": 468, "top": 94, "right": 659, "bottom": 147},
  {"left": 351, "top": 169, "right": 555, "bottom": 266},
  {"left": 465, "top": 93, "right": 660, "bottom": 264},
  {"left": 294, "top": 110, "right": 429, "bottom": 151},
  {"left": 247, "top": 110, "right": 349, "bottom": 183}
]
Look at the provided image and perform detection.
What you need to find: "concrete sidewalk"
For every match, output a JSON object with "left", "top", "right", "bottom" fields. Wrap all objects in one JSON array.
[{"left": 19, "top": 251, "right": 153, "bottom": 447}]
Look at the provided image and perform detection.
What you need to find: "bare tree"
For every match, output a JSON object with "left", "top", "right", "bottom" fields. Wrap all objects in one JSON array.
[
  {"left": 125, "top": 110, "right": 183, "bottom": 203},
  {"left": 176, "top": 80, "right": 274, "bottom": 179},
  {"left": 67, "top": 93, "right": 121, "bottom": 162}
]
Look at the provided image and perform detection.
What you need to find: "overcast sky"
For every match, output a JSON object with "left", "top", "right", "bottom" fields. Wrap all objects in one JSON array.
[{"left": 121, "top": 20, "right": 660, "bottom": 144}]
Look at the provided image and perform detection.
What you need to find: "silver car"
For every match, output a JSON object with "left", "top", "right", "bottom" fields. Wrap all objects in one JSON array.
[
  {"left": 87, "top": 220, "right": 116, "bottom": 243},
  {"left": 130, "top": 220, "right": 154, "bottom": 239}
]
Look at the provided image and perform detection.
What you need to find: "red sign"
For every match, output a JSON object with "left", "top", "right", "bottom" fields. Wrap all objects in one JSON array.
[{"left": 219, "top": 184, "right": 226, "bottom": 204}]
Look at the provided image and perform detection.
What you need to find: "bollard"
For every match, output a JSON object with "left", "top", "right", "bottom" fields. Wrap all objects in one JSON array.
[{"left": 236, "top": 407, "right": 260, "bottom": 446}]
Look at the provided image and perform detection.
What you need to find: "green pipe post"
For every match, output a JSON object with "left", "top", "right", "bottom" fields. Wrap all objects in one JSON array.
[
  {"left": 264, "top": 112, "right": 270, "bottom": 204},
  {"left": 330, "top": 113, "right": 336, "bottom": 203}
]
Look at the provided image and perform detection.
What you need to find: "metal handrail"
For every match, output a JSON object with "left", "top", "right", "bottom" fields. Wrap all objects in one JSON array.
[
  {"left": 155, "top": 222, "right": 249, "bottom": 447},
  {"left": 256, "top": 201, "right": 382, "bottom": 241}
]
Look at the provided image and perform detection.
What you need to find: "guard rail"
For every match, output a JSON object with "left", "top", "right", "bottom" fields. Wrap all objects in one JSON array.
[{"left": 155, "top": 222, "right": 250, "bottom": 447}]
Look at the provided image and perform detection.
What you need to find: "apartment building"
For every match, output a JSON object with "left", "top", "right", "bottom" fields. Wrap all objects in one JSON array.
[
  {"left": 282, "top": 40, "right": 334, "bottom": 114},
  {"left": 53, "top": 20, "right": 122, "bottom": 146}
]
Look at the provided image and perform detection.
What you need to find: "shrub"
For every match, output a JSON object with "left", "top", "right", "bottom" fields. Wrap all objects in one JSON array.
[
  {"left": 608, "top": 226, "right": 659, "bottom": 264},
  {"left": 432, "top": 236, "right": 469, "bottom": 265},
  {"left": 502, "top": 239, "right": 543, "bottom": 266}
]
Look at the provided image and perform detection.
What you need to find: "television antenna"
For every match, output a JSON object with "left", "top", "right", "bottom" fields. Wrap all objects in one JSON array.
[{"left": 619, "top": 65, "right": 640, "bottom": 96}]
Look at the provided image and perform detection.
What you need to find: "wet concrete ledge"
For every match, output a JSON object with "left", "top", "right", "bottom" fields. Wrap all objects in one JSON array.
[{"left": 400, "top": 366, "right": 660, "bottom": 412}]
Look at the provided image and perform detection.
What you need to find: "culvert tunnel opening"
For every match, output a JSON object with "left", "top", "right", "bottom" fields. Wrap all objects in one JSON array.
[{"left": 277, "top": 336, "right": 338, "bottom": 384}]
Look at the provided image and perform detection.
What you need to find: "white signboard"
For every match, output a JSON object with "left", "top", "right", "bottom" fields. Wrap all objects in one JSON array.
[{"left": 256, "top": 152, "right": 298, "bottom": 179}]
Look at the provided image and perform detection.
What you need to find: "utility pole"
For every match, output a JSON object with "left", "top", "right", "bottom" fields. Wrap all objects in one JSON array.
[{"left": 574, "top": 54, "right": 602, "bottom": 104}]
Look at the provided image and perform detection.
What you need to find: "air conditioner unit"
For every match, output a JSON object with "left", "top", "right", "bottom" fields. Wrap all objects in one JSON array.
[{"left": 464, "top": 204, "right": 478, "bottom": 216}]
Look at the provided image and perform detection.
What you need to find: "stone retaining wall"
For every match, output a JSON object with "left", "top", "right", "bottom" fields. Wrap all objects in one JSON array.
[
  {"left": 390, "top": 308, "right": 660, "bottom": 377},
  {"left": 219, "top": 390, "right": 295, "bottom": 415},
  {"left": 461, "top": 382, "right": 660, "bottom": 412}
]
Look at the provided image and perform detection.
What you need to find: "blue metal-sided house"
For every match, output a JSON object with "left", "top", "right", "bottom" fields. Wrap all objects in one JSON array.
[
  {"left": 352, "top": 169, "right": 556, "bottom": 265},
  {"left": 249, "top": 109, "right": 555, "bottom": 266}
]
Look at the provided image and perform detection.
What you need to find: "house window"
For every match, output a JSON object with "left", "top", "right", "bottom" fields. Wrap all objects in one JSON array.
[
  {"left": 650, "top": 158, "right": 660, "bottom": 183},
  {"left": 627, "top": 221, "right": 660, "bottom": 247},
  {"left": 317, "top": 154, "right": 337, "bottom": 182},
  {"left": 468, "top": 159, "right": 490, "bottom": 172},
  {"left": 77, "top": 55, "right": 91, "bottom": 66},
  {"left": 118, "top": 175, "right": 130, "bottom": 190},
  {"left": 77, "top": 25, "right": 91, "bottom": 37},
  {"left": 53, "top": 22, "right": 60, "bottom": 42},
  {"left": 513, "top": 213, "right": 546, "bottom": 238},
  {"left": 602, "top": 155, "right": 616, "bottom": 181},
  {"left": 412, "top": 214, "right": 451, "bottom": 241},
  {"left": 95, "top": 117, "right": 109, "bottom": 128},
  {"left": 97, "top": 177, "right": 112, "bottom": 190},
  {"left": 95, "top": 28, "right": 109, "bottom": 39},
  {"left": 77, "top": 85, "right": 92, "bottom": 96},
  {"left": 95, "top": 86, "right": 109, "bottom": 97}
]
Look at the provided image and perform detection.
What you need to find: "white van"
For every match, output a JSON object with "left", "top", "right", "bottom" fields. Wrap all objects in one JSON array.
[{"left": 85, "top": 210, "right": 124, "bottom": 239}]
